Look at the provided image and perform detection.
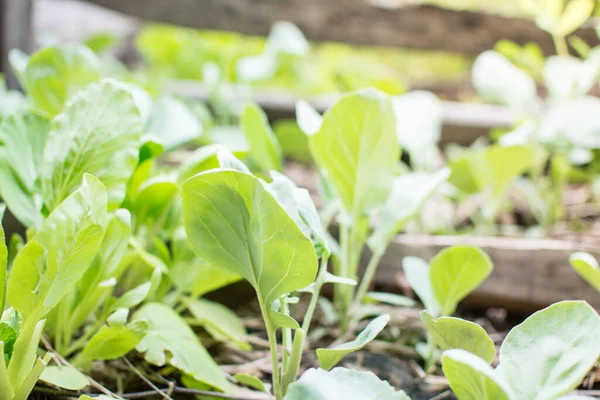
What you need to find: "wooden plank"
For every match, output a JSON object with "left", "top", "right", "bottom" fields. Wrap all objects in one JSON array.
[
  {"left": 1, "top": 0, "right": 34, "bottom": 89},
  {"left": 83, "top": 0, "right": 599, "bottom": 55},
  {"left": 374, "top": 234, "right": 600, "bottom": 311},
  {"left": 166, "top": 80, "right": 517, "bottom": 145}
]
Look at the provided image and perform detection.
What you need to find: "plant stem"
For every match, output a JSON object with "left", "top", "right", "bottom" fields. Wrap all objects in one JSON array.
[
  {"left": 281, "top": 297, "right": 292, "bottom": 370},
  {"left": 553, "top": 34, "right": 569, "bottom": 56},
  {"left": 337, "top": 223, "right": 352, "bottom": 329},
  {"left": 302, "top": 255, "right": 329, "bottom": 333},
  {"left": 351, "top": 249, "right": 384, "bottom": 313},
  {"left": 13, "top": 353, "right": 51, "bottom": 400},
  {"left": 257, "top": 297, "right": 282, "bottom": 400}
]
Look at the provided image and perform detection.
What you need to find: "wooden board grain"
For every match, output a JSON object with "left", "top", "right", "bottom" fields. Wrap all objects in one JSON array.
[
  {"left": 1, "top": 0, "right": 34, "bottom": 89},
  {"left": 84, "top": 0, "right": 598, "bottom": 55},
  {"left": 375, "top": 234, "right": 600, "bottom": 311}
]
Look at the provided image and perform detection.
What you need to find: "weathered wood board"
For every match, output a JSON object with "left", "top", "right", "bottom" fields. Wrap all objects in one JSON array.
[
  {"left": 375, "top": 234, "right": 600, "bottom": 311},
  {"left": 84, "top": 0, "right": 599, "bottom": 55},
  {"left": 1, "top": 0, "right": 34, "bottom": 89}
]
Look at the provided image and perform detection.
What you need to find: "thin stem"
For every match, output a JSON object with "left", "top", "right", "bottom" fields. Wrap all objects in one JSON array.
[
  {"left": 553, "top": 35, "right": 569, "bottom": 56},
  {"left": 123, "top": 357, "right": 173, "bottom": 400},
  {"left": 302, "top": 255, "right": 329, "bottom": 333},
  {"left": 281, "top": 297, "right": 292, "bottom": 369},
  {"left": 257, "top": 296, "right": 281, "bottom": 400},
  {"left": 337, "top": 223, "right": 352, "bottom": 328},
  {"left": 351, "top": 250, "right": 384, "bottom": 313}
]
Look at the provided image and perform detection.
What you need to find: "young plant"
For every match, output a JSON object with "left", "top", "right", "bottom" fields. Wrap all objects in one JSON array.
[
  {"left": 402, "top": 245, "right": 493, "bottom": 369},
  {"left": 569, "top": 252, "right": 600, "bottom": 293},
  {"left": 181, "top": 166, "right": 392, "bottom": 399},
  {"left": 441, "top": 301, "right": 600, "bottom": 400}
]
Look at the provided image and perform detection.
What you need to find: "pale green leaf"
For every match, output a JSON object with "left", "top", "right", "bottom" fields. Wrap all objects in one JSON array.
[
  {"left": 176, "top": 145, "right": 221, "bottom": 184},
  {"left": 497, "top": 301, "right": 600, "bottom": 400},
  {"left": 402, "top": 256, "right": 440, "bottom": 317},
  {"left": 364, "top": 292, "right": 415, "bottom": 307},
  {"left": 241, "top": 103, "right": 282, "bottom": 172},
  {"left": 23, "top": 45, "right": 102, "bottom": 116},
  {"left": 295, "top": 100, "right": 322, "bottom": 136},
  {"left": 133, "top": 303, "right": 232, "bottom": 392},
  {"left": 181, "top": 169, "right": 318, "bottom": 307},
  {"left": 40, "top": 366, "right": 89, "bottom": 390},
  {"left": 309, "top": 89, "right": 399, "bottom": 220},
  {"left": 285, "top": 367, "right": 409, "bottom": 400},
  {"left": 0, "top": 220, "right": 6, "bottom": 313},
  {"left": 442, "top": 349, "right": 512, "bottom": 400},
  {"left": 188, "top": 299, "right": 250, "bottom": 350},
  {"left": 146, "top": 95, "right": 202, "bottom": 150},
  {"left": 555, "top": 0, "right": 594, "bottom": 36},
  {"left": 569, "top": 252, "right": 600, "bottom": 292},
  {"left": 368, "top": 169, "right": 449, "bottom": 253},
  {"left": 483, "top": 145, "right": 536, "bottom": 197},
  {"left": 317, "top": 314, "right": 389, "bottom": 370},
  {"left": 131, "top": 176, "right": 178, "bottom": 228},
  {"left": 421, "top": 311, "right": 496, "bottom": 364},
  {"left": 7, "top": 174, "right": 108, "bottom": 318},
  {"left": 41, "top": 78, "right": 142, "bottom": 210},
  {"left": 234, "top": 373, "right": 271, "bottom": 393},
  {"left": 217, "top": 147, "right": 251, "bottom": 173},
  {"left": 430, "top": 246, "right": 493, "bottom": 316},
  {"left": 79, "top": 321, "right": 146, "bottom": 364}
]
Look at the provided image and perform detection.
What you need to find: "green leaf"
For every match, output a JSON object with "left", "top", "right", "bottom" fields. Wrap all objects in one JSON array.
[
  {"left": 316, "top": 314, "right": 389, "bottom": 370},
  {"left": 497, "top": 301, "right": 600, "bottom": 400},
  {"left": 442, "top": 349, "right": 512, "bottom": 400},
  {"left": 40, "top": 366, "right": 89, "bottom": 390},
  {"left": 241, "top": 103, "right": 282, "bottom": 173},
  {"left": 363, "top": 292, "right": 416, "bottom": 307},
  {"left": 0, "top": 323, "right": 16, "bottom": 362},
  {"left": 0, "top": 220, "right": 6, "bottom": 313},
  {"left": 131, "top": 176, "right": 178, "bottom": 228},
  {"left": 217, "top": 147, "right": 251, "bottom": 173},
  {"left": 421, "top": 311, "right": 496, "bottom": 364},
  {"left": 472, "top": 51, "right": 537, "bottom": 108},
  {"left": 402, "top": 256, "right": 440, "bottom": 317},
  {"left": 176, "top": 145, "right": 221, "bottom": 184},
  {"left": 84, "top": 33, "right": 119, "bottom": 54},
  {"left": 569, "top": 252, "right": 600, "bottom": 292},
  {"left": 146, "top": 95, "right": 202, "bottom": 150},
  {"left": 188, "top": 299, "right": 250, "bottom": 350},
  {"left": 309, "top": 89, "right": 399, "bottom": 220},
  {"left": 368, "top": 169, "right": 449, "bottom": 254},
  {"left": 181, "top": 169, "right": 318, "bottom": 308},
  {"left": 133, "top": 303, "right": 232, "bottom": 392},
  {"left": 7, "top": 174, "right": 108, "bottom": 318},
  {"left": 555, "top": 0, "right": 594, "bottom": 36},
  {"left": 79, "top": 321, "right": 146, "bottom": 365},
  {"left": 295, "top": 100, "right": 322, "bottom": 136},
  {"left": 234, "top": 373, "right": 271, "bottom": 393},
  {"left": 285, "top": 367, "right": 410, "bottom": 400},
  {"left": 483, "top": 145, "right": 536, "bottom": 197},
  {"left": 41, "top": 79, "right": 142, "bottom": 210},
  {"left": 23, "top": 45, "right": 102, "bottom": 116},
  {"left": 430, "top": 246, "right": 493, "bottom": 316}
]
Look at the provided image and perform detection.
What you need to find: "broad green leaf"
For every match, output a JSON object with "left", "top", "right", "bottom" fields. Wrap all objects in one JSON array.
[
  {"left": 472, "top": 51, "right": 537, "bottom": 108},
  {"left": 368, "top": 169, "right": 449, "bottom": 254},
  {"left": 316, "top": 314, "right": 389, "bottom": 370},
  {"left": 131, "top": 176, "right": 178, "bottom": 228},
  {"left": 430, "top": 246, "right": 493, "bottom": 316},
  {"left": 241, "top": 103, "right": 282, "bottom": 172},
  {"left": 217, "top": 147, "right": 251, "bottom": 173},
  {"left": 442, "top": 349, "right": 512, "bottom": 400},
  {"left": 181, "top": 169, "right": 317, "bottom": 307},
  {"left": 133, "top": 303, "right": 232, "bottom": 392},
  {"left": 497, "top": 301, "right": 600, "bottom": 400},
  {"left": 402, "top": 256, "right": 440, "bottom": 317},
  {"left": 569, "top": 252, "right": 600, "bottom": 292},
  {"left": 7, "top": 174, "right": 108, "bottom": 318},
  {"left": 78, "top": 321, "right": 146, "bottom": 365},
  {"left": 188, "top": 299, "right": 250, "bottom": 350},
  {"left": 285, "top": 367, "right": 410, "bottom": 400},
  {"left": 309, "top": 89, "right": 399, "bottom": 220},
  {"left": 421, "top": 311, "right": 496, "bottom": 364},
  {"left": 41, "top": 79, "right": 142, "bottom": 210},
  {"left": 176, "top": 145, "right": 221, "bottom": 184},
  {"left": 483, "top": 146, "right": 535, "bottom": 197},
  {"left": 295, "top": 100, "right": 322, "bottom": 136},
  {"left": 146, "top": 95, "right": 202, "bottom": 150},
  {"left": 555, "top": 0, "right": 594, "bottom": 36},
  {"left": 23, "top": 45, "right": 102, "bottom": 116},
  {"left": 40, "top": 366, "right": 89, "bottom": 390},
  {"left": 234, "top": 373, "right": 271, "bottom": 393},
  {"left": 0, "top": 323, "right": 16, "bottom": 362}
]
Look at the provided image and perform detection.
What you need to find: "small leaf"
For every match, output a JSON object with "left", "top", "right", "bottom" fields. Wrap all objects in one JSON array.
[
  {"left": 569, "top": 252, "right": 600, "bottom": 292},
  {"left": 430, "top": 246, "right": 493, "bottom": 316},
  {"left": 316, "top": 314, "right": 389, "bottom": 370},
  {"left": 421, "top": 311, "right": 496, "bottom": 364},
  {"left": 40, "top": 366, "right": 89, "bottom": 390},
  {"left": 217, "top": 147, "right": 251, "bottom": 173},
  {"left": 364, "top": 292, "right": 416, "bottom": 307},
  {"left": 555, "top": 0, "right": 594, "bottom": 36},
  {"left": 497, "top": 301, "right": 600, "bottom": 400},
  {"left": 402, "top": 256, "right": 440, "bottom": 317},
  {"left": 0, "top": 323, "right": 16, "bottom": 361},
  {"left": 234, "top": 373, "right": 271, "bottom": 393},
  {"left": 295, "top": 100, "right": 322, "bottom": 136},
  {"left": 133, "top": 302, "right": 232, "bottom": 392},
  {"left": 146, "top": 95, "right": 202, "bottom": 150},
  {"left": 309, "top": 89, "right": 399, "bottom": 220},
  {"left": 188, "top": 299, "right": 250, "bottom": 351},
  {"left": 285, "top": 367, "right": 409, "bottom": 400},
  {"left": 79, "top": 321, "right": 146, "bottom": 364},
  {"left": 442, "top": 349, "right": 512, "bottom": 400},
  {"left": 241, "top": 103, "right": 282, "bottom": 173}
]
